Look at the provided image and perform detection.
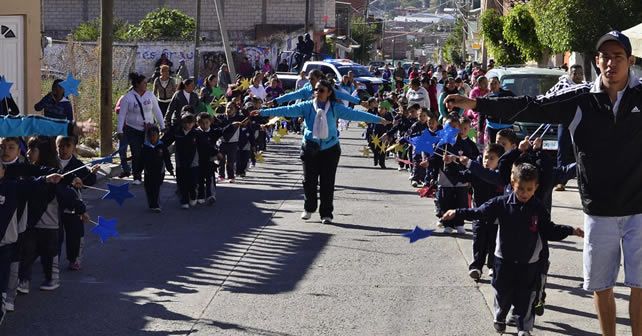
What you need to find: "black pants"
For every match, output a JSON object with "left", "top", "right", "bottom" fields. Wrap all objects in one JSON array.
[
  {"left": 492, "top": 258, "right": 539, "bottom": 332},
  {"left": 198, "top": 163, "right": 216, "bottom": 199},
  {"left": 370, "top": 142, "right": 386, "bottom": 168},
  {"left": 557, "top": 124, "right": 574, "bottom": 168},
  {"left": 435, "top": 186, "right": 468, "bottom": 228},
  {"left": 159, "top": 101, "right": 170, "bottom": 116},
  {"left": 219, "top": 142, "right": 238, "bottom": 179},
  {"left": 236, "top": 149, "right": 251, "bottom": 176},
  {"left": 411, "top": 154, "right": 426, "bottom": 182},
  {"left": 124, "top": 125, "right": 145, "bottom": 180},
  {"left": 0, "top": 244, "right": 12, "bottom": 293},
  {"left": 59, "top": 213, "right": 84, "bottom": 263},
  {"left": 19, "top": 228, "right": 59, "bottom": 282},
  {"left": 144, "top": 173, "right": 164, "bottom": 208},
  {"left": 177, "top": 167, "right": 198, "bottom": 205},
  {"left": 470, "top": 220, "right": 498, "bottom": 271},
  {"left": 301, "top": 144, "right": 341, "bottom": 219}
]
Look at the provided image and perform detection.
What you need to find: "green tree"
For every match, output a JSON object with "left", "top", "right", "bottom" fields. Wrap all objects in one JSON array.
[
  {"left": 502, "top": 4, "right": 544, "bottom": 61},
  {"left": 531, "top": 0, "right": 642, "bottom": 79},
  {"left": 71, "top": 18, "right": 131, "bottom": 42},
  {"left": 350, "top": 16, "right": 379, "bottom": 64},
  {"left": 443, "top": 19, "right": 465, "bottom": 64},
  {"left": 479, "top": 8, "right": 525, "bottom": 65},
  {"left": 125, "top": 7, "right": 195, "bottom": 41}
]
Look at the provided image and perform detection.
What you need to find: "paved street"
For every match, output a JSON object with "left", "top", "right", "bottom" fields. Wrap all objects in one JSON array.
[{"left": 1, "top": 128, "right": 634, "bottom": 336}]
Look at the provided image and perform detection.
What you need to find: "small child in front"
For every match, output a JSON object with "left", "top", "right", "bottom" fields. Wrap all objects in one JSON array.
[{"left": 441, "top": 163, "right": 584, "bottom": 336}]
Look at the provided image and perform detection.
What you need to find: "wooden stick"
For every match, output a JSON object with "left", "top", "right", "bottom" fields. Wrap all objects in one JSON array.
[
  {"left": 83, "top": 185, "right": 109, "bottom": 192},
  {"left": 61, "top": 163, "right": 93, "bottom": 177}
]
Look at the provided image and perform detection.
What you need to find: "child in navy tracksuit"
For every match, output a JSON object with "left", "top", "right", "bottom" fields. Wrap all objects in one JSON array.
[
  {"left": 448, "top": 143, "right": 505, "bottom": 279},
  {"left": 56, "top": 136, "right": 96, "bottom": 271},
  {"left": 385, "top": 103, "right": 416, "bottom": 170},
  {"left": 217, "top": 102, "right": 247, "bottom": 182},
  {"left": 0, "top": 164, "right": 61, "bottom": 325},
  {"left": 431, "top": 115, "right": 479, "bottom": 234},
  {"left": 138, "top": 126, "right": 173, "bottom": 212},
  {"left": 235, "top": 110, "right": 256, "bottom": 177},
  {"left": 369, "top": 102, "right": 393, "bottom": 169},
  {"left": 442, "top": 163, "right": 583, "bottom": 336},
  {"left": 196, "top": 112, "right": 220, "bottom": 203},
  {"left": 173, "top": 112, "right": 201, "bottom": 209}
]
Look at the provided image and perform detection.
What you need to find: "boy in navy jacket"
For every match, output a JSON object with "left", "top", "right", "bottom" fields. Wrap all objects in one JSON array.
[
  {"left": 56, "top": 136, "right": 96, "bottom": 271},
  {"left": 196, "top": 113, "right": 220, "bottom": 204},
  {"left": 138, "top": 126, "right": 173, "bottom": 212},
  {"left": 442, "top": 163, "right": 583, "bottom": 336}
]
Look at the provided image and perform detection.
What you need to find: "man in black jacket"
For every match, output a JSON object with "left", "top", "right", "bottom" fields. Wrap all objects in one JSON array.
[{"left": 445, "top": 30, "right": 642, "bottom": 336}]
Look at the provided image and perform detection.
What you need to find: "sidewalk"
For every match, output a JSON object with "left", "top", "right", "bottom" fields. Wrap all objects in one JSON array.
[{"left": 1, "top": 127, "right": 632, "bottom": 335}]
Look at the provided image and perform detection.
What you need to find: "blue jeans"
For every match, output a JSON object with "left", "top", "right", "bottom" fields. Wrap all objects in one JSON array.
[{"left": 118, "top": 134, "right": 130, "bottom": 173}]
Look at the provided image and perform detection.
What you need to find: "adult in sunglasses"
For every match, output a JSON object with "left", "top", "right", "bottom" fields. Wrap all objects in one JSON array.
[{"left": 251, "top": 80, "right": 391, "bottom": 224}]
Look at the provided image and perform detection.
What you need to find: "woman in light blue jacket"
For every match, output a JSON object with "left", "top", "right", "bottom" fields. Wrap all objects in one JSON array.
[{"left": 252, "top": 80, "right": 390, "bottom": 224}]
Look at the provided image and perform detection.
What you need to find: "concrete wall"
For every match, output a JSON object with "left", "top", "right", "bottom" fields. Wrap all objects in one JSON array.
[
  {"left": 43, "top": 0, "right": 335, "bottom": 41},
  {"left": 1, "top": 0, "right": 41, "bottom": 115}
]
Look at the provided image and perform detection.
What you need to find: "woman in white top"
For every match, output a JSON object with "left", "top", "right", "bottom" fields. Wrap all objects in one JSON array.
[
  {"left": 117, "top": 72, "right": 165, "bottom": 184},
  {"left": 405, "top": 78, "right": 431, "bottom": 110},
  {"left": 248, "top": 73, "right": 267, "bottom": 100}
]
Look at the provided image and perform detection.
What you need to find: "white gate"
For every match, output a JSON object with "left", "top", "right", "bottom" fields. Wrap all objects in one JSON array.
[{"left": 0, "top": 16, "right": 24, "bottom": 114}]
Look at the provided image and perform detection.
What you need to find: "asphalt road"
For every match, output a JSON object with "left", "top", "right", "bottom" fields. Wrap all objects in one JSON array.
[{"left": 1, "top": 127, "right": 634, "bottom": 335}]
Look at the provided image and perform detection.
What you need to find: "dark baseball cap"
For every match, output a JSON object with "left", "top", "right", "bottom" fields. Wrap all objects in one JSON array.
[{"left": 595, "top": 30, "right": 632, "bottom": 56}]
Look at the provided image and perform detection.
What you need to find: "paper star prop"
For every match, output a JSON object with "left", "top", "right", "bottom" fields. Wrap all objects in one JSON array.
[
  {"left": 386, "top": 143, "right": 403, "bottom": 153},
  {"left": 0, "top": 76, "right": 13, "bottom": 100},
  {"left": 272, "top": 135, "right": 282, "bottom": 143},
  {"left": 239, "top": 78, "right": 251, "bottom": 91},
  {"left": 60, "top": 73, "right": 81, "bottom": 97},
  {"left": 255, "top": 151, "right": 265, "bottom": 163},
  {"left": 358, "top": 122, "right": 368, "bottom": 128},
  {"left": 408, "top": 130, "right": 439, "bottom": 155},
  {"left": 211, "top": 95, "right": 227, "bottom": 109},
  {"left": 379, "top": 100, "right": 393, "bottom": 111},
  {"left": 417, "top": 185, "right": 436, "bottom": 198},
  {"left": 91, "top": 217, "right": 119, "bottom": 243},
  {"left": 211, "top": 86, "right": 224, "bottom": 99},
  {"left": 402, "top": 226, "right": 433, "bottom": 243},
  {"left": 359, "top": 146, "right": 371, "bottom": 157},
  {"left": 277, "top": 127, "right": 288, "bottom": 136},
  {"left": 371, "top": 134, "right": 382, "bottom": 150},
  {"left": 102, "top": 183, "right": 134, "bottom": 206},
  {"left": 437, "top": 125, "right": 459, "bottom": 147}
]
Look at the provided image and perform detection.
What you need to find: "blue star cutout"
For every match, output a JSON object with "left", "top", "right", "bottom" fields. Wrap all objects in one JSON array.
[
  {"left": 91, "top": 216, "right": 119, "bottom": 242},
  {"left": 102, "top": 183, "right": 134, "bottom": 206},
  {"left": 0, "top": 76, "right": 13, "bottom": 100},
  {"left": 59, "top": 72, "right": 81, "bottom": 97},
  {"left": 90, "top": 155, "right": 113, "bottom": 165},
  {"left": 402, "top": 226, "right": 433, "bottom": 243},
  {"left": 408, "top": 130, "right": 439, "bottom": 155},
  {"left": 437, "top": 125, "right": 459, "bottom": 147}
]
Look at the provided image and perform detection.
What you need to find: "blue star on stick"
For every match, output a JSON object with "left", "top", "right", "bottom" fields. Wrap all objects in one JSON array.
[
  {"left": 91, "top": 217, "right": 119, "bottom": 243},
  {"left": 437, "top": 125, "right": 459, "bottom": 147},
  {"left": 402, "top": 226, "right": 433, "bottom": 243},
  {"left": 102, "top": 183, "right": 134, "bottom": 206},
  {"left": 0, "top": 76, "right": 13, "bottom": 100},
  {"left": 59, "top": 72, "right": 81, "bottom": 96},
  {"left": 408, "top": 130, "right": 439, "bottom": 155}
]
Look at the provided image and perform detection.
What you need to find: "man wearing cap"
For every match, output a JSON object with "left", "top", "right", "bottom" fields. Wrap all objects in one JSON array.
[{"left": 445, "top": 31, "right": 642, "bottom": 336}]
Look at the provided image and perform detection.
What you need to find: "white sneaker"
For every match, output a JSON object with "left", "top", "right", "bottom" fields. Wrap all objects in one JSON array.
[
  {"left": 189, "top": 200, "right": 197, "bottom": 207},
  {"left": 436, "top": 221, "right": 445, "bottom": 229},
  {"left": 321, "top": 217, "right": 333, "bottom": 224},
  {"left": 443, "top": 227, "right": 454, "bottom": 234},
  {"left": 3, "top": 302, "right": 14, "bottom": 312},
  {"left": 16, "top": 280, "right": 29, "bottom": 295},
  {"left": 456, "top": 226, "right": 466, "bottom": 234},
  {"left": 39, "top": 280, "right": 60, "bottom": 291},
  {"left": 488, "top": 268, "right": 494, "bottom": 277},
  {"left": 206, "top": 196, "right": 217, "bottom": 205},
  {"left": 518, "top": 331, "right": 532, "bottom": 336},
  {"left": 151, "top": 208, "right": 162, "bottom": 213},
  {"left": 300, "top": 211, "right": 312, "bottom": 220},
  {"left": 132, "top": 179, "right": 142, "bottom": 185},
  {"left": 397, "top": 167, "right": 404, "bottom": 171},
  {"left": 181, "top": 204, "right": 189, "bottom": 209},
  {"left": 468, "top": 269, "right": 481, "bottom": 280},
  {"left": 197, "top": 199, "right": 206, "bottom": 204}
]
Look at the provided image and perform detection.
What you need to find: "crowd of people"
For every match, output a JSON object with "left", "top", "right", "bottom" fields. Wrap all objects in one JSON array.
[{"left": 1, "top": 29, "right": 641, "bottom": 336}]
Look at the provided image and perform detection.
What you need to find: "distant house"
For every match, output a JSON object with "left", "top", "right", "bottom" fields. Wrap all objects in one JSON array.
[{"left": 0, "top": 2, "right": 42, "bottom": 114}]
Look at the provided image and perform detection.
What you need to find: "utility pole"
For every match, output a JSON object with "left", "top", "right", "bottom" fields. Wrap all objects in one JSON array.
[
  {"left": 214, "top": 0, "right": 236, "bottom": 79},
  {"left": 194, "top": 0, "right": 201, "bottom": 82},
  {"left": 99, "top": 0, "right": 113, "bottom": 156},
  {"left": 305, "top": 0, "right": 310, "bottom": 32},
  {"left": 481, "top": 0, "right": 489, "bottom": 67}
]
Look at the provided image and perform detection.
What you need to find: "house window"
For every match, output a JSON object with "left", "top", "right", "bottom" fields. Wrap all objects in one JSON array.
[{"left": 1, "top": 25, "right": 16, "bottom": 38}]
